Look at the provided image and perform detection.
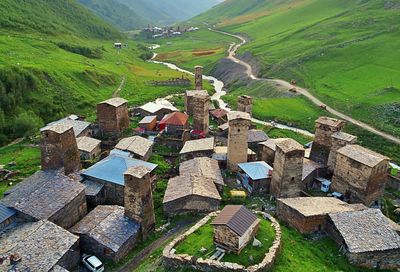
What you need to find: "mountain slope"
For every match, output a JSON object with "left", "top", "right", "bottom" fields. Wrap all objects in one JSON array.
[
  {"left": 116, "top": 0, "right": 222, "bottom": 24},
  {"left": 192, "top": 0, "right": 400, "bottom": 138},
  {"left": 0, "top": 0, "right": 121, "bottom": 39},
  {"left": 78, "top": 0, "right": 148, "bottom": 30}
]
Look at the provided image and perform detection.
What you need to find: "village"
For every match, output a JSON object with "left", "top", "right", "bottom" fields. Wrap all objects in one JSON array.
[{"left": 0, "top": 66, "right": 399, "bottom": 272}]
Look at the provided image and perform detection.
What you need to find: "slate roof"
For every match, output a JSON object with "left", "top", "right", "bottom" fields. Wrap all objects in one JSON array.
[
  {"left": 186, "top": 90, "right": 208, "bottom": 98},
  {"left": 179, "top": 157, "right": 224, "bottom": 186},
  {"left": 248, "top": 129, "right": 268, "bottom": 143},
  {"left": 163, "top": 175, "right": 221, "bottom": 203},
  {"left": 218, "top": 122, "right": 229, "bottom": 131},
  {"left": 83, "top": 179, "right": 104, "bottom": 197},
  {"left": 302, "top": 158, "right": 323, "bottom": 180},
  {"left": 227, "top": 111, "right": 251, "bottom": 122},
  {"left": 159, "top": 112, "right": 189, "bottom": 126},
  {"left": 0, "top": 220, "right": 79, "bottom": 272},
  {"left": 1, "top": 170, "right": 85, "bottom": 221},
  {"left": 81, "top": 153, "right": 157, "bottom": 186},
  {"left": 259, "top": 138, "right": 287, "bottom": 151},
  {"left": 329, "top": 209, "right": 400, "bottom": 253},
  {"left": 0, "top": 203, "right": 16, "bottom": 223},
  {"left": 211, "top": 205, "right": 259, "bottom": 236},
  {"left": 41, "top": 116, "right": 91, "bottom": 137},
  {"left": 99, "top": 97, "right": 128, "bottom": 107},
  {"left": 77, "top": 136, "right": 101, "bottom": 153},
  {"left": 316, "top": 116, "right": 345, "bottom": 128},
  {"left": 276, "top": 138, "right": 304, "bottom": 153},
  {"left": 116, "top": 136, "right": 153, "bottom": 157},
  {"left": 212, "top": 146, "right": 255, "bottom": 161},
  {"left": 71, "top": 205, "right": 140, "bottom": 253},
  {"left": 337, "top": 145, "right": 389, "bottom": 168},
  {"left": 238, "top": 161, "right": 273, "bottom": 180},
  {"left": 180, "top": 137, "right": 214, "bottom": 154},
  {"left": 332, "top": 132, "right": 357, "bottom": 142}
]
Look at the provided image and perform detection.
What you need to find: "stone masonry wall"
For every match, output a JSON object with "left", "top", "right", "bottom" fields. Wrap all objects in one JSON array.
[
  {"left": 259, "top": 146, "right": 275, "bottom": 166},
  {"left": 327, "top": 136, "right": 357, "bottom": 172},
  {"left": 163, "top": 211, "right": 282, "bottom": 272},
  {"left": 237, "top": 96, "right": 253, "bottom": 116},
  {"left": 192, "top": 94, "right": 210, "bottom": 134},
  {"left": 97, "top": 103, "right": 129, "bottom": 135},
  {"left": 164, "top": 195, "right": 220, "bottom": 217},
  {"left": 228, "top": 119, "right": 251, "bottom": 171},
  {"left": 195, "top": 66, "right": 203, "bottom": 90},
  {"left": 214, "top": 225, "right": 239, "bottom": 252}
]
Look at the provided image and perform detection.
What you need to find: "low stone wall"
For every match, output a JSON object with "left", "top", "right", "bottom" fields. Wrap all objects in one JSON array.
[{"left": 163, "top": 211, "right": 282, "bottom": 272}]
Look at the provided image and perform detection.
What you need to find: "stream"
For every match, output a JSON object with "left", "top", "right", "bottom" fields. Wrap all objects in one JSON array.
[{"left": 148, "top": 44, "right": 314, "bottom": 138}]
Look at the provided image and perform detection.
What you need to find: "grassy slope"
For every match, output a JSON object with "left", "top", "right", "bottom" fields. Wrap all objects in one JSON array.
[{"left": 195, "top": 0, "right": 400, "bottom": 137}]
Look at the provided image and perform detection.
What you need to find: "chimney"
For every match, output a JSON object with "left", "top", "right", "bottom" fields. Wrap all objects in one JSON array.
[{"left": 124, "top": 165, "right": 155, "bottom": 240}]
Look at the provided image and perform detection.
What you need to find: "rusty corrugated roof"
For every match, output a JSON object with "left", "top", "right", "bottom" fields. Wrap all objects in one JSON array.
[{"left": 211, "top": 205, "right": 258, "bottom": 236}]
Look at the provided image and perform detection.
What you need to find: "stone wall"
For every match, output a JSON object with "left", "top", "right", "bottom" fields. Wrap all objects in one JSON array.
[
  {"left": 195, "top": 66, "right": 203, "bottom": 90},
  {"left": 164, "top": 195, "right": 220, "bottom": 217},
  {"left": 214, "top": 225, "right": 239, "bottom": 252},
  {"left": 327, "top": 133, "right": 357, "bottom": 172},
  {"left": 259, "top": 146, "right": 275, "bottom": 166},
  {"left": 97, "top": 103, "right": 129, "bottom": 135},
  {"left": 163, "top": 211, "right": 282, "bottom": 272},
  {"left": 49, "top": 189, "right": 87, "bottom": 229},
  {"left": 192, "top": 94, "right": 210, "bottom": 134},
  {"left": 55, "top": 240, "right": 81, "bottom": 271},
  {"left": 237, "top": 96, "right": 253, "bottom": 116}
]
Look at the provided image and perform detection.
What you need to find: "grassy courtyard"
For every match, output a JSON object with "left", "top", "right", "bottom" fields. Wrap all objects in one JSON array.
[{"left": 175, "top": 216, "right": 275, "bottom": 267}]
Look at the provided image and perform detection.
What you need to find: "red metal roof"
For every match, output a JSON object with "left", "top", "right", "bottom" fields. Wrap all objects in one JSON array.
[
  {"left": 211, "top": 109, "right": 228, "bottom": 119},
  {"left": 159, "top": 112, "right": 189, "bottom": 126}
]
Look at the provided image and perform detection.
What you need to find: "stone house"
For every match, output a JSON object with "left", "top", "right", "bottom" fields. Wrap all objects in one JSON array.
[
  {"left": 115, "top": 136, "right": 154, "bottom": 161},
  {"left": 327, "top": 209, "right": 400, "bottom": 270},
  {"left": 327, "top": 132, "right": 357, "bottom": 172},
  {"left": 276, "top": 197, "right": 366, "bottom": 234},
  {"left": 211, "top": 205, "right": 260, "bottom": 254},
  {"left": 76, "top": 136, "right": 101, "bottom": 160},
  {"left": 1, "top": 170, "right": 87, "bottom": 229},
  {"left": 97, "top": 97, "right": 129, "bottom": 135},
  {"left": 41, "top": 115, "right": 91, "bottom": 138},
  {"left": 81, "top": 150, "right": 157, "bottom": 206},
  {"left": 210, "top": 108, "right": 228, "bottom": 125},
  {"left": 139, "top": 115, "right": 157, "bottom": 131},
  {"left": 163, "top": 173, "right": 221, "bottom": 216},
  {"left": 70, "top": 205, "right": 140, "bottom": 263},
  {"left": 179, "top": 137, "right": 214, "bottom": 161},
  {"left": 237, "top": 161, "right": 273, "bottom": 195},
  {"left": 331, "top": 144, "right": 389, "bottom": 206},
  {"left": 179, "top": 157, "right": 225, "bottom": 193},
  {"left": 159, "top": 112, "right": 189, "bottom": 136},
  {"left": 302, "top": 158, "right": 326, "bottom": 190},
  {"left": 258, "top": 138, "right": 286, "bottom": 165},
  {"left": 310, "top": 117, "right": 345, "bottom": 165},
  {"left": 185, "top": 90, "right": 208, "bottom": 115},
  {"left": 212, "top": 146, "right": 257, "bottom": 169},
  {"left": 135, "top": 102, "right": 178, "bottom": 121},
  {"left": 247, "top": 129, "right": 268, "bottom": 151},
  {"left": 0, "top": 220, "right": 80, "bottom": 271},
  {"left": 270, "top": 138, "right": 305, "bottom": 198}
]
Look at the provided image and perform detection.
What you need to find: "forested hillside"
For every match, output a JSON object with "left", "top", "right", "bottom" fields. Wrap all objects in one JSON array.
[
  {"left": 193, "top": 0, "right": 400, "bottom": 138},
  {"left": 78, "top": 0, "right": 148, "bottom": 30}
]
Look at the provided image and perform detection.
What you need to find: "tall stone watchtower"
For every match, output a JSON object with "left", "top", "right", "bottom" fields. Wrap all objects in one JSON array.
[
  {"left": 185, "top": 90, "right": 208, "bottom": 116},
  {"left": 192, "top": 92, "right": 210, "bottom": 134},
  {"left": 97, "top": 97, "right": 129, "bottom": 136},
  {"left": 270, "top": 138, "right": 305, "bottom": 198},
  {"left": 40, "top": 123, "right": 81, "bottom": 175},
  {"left": 327, "top": 132, "right": 357, "bottom": 172},
  {"left": 309, "top": 116, "right": 345, "bottom": 165},
  {"left": 237, "top": 95, "right": 253, "bottom": 116},
  {"left": 227, "top": 111, "right": 252, "bottom": 171},
  {"left": 124, "top": 165, "right": 155, "bottom": 240},
  {"left": 194, "top": 66, "right": 203, "bottom": 90}
]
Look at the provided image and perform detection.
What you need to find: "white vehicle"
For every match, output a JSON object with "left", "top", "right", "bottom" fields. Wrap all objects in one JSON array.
[{"left": 82, "top": 255, "right": 104, "bottom": 272}]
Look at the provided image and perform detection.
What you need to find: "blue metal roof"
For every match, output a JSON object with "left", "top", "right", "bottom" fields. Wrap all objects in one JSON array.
[
  {"left": 0, "top": 203, "right": 16, "bottom": 223},
  {"left": 238, "top": 161, "right": 273, "bottom": 180},
  {"left": 81, "top": 153, "right": 157, "bottom": 186}
]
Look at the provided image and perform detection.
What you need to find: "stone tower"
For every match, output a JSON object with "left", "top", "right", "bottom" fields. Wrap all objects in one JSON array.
[
  {"left": 227, "top": 111, "right": 252, "bottom": 171},
  {"left": 237, "top": 95, "right": 253, "bottom": 116},
  {"left": 309, "top": 116, "right": 345, "bottom": 165},
  {"left": 124, "top": 165, "right": 155, "bottom": 240},
  {"left": 270, "top": 138, "right": 305, "bottom": 198},
  {"left": 194, "top": 66, "right": 203, "bottom": 90},
  {"left": 185, "top": 90, "right": 208, "bottom": 116},
  {"left": 192, "top": 92, "right": 210, "bottom": 134},
  {"left": 327, "top": 132, "right": 357, "bottom": 172},
  {"left": 97, "top": 97, "right": 129, "bottom": 136},
  {"left": 40, "top": 123, "right": 81, "bottom": 175}
]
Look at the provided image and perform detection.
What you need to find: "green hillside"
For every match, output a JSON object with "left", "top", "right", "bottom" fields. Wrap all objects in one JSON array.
[
  {"left": 0, "top": 0, "right": 198, "bottom": 145},
  {"left": 193, "top": 0, "right": 400, "bottom": 138},
  {"left": 78, "top": 0, "right": 148, "bottom": 30}
]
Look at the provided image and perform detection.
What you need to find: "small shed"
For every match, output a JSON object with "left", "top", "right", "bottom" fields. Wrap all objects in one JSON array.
[
  {"left": 238, "top": 161, "right": 273, "bottom": 195},
  {"left": 139, "top": 115, "right": 157, "bottom": 131},
  {"left": 179, "top": 137, "right": 215, "bottom": 161},
  {"left": 159, "top": 112, "right": 189, "bottom": 135},
  {"left": 211, "top": 205, "right": 260, "bottom": 254},
  {"left": 115, "top": 136, "right": 153, "bottom": 161},
  {"left": 76, "top": 136, "right": 101, "bottom": 160},
  {"left": 210, "top": 109, "right": 228, "bottom": 125}
]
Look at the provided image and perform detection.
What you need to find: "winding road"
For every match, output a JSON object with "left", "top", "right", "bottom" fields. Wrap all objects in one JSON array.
[{"left": 209, "top": 28, "right": 400, "bottom": 145}]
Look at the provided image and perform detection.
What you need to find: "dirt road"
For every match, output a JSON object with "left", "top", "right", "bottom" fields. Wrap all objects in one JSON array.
[{"left": 209, "top": 28, "right": 400, "bottom": 145}]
